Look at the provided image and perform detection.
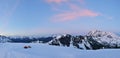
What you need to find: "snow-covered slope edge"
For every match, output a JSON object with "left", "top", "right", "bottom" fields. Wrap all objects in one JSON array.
[{"left": 1, "top": 43, "right": 120, "bottom": 58}]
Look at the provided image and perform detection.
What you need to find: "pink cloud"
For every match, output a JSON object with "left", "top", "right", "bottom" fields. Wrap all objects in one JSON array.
[
  {"left": 52, "top": 12, "right": 78, "bottom": 22},
  {"left": 45, "top": 0, "right": 100, "bottom": 22},
  {"left": 52, "top": 9, "right": 100, "bottom": 22},
  {"left": 79, "top": 0, "right": 85, "bottom": 5},
  {"left": 81, "top": 9, "right": 99, "bottom": 17},
  {"left": 46, "top": 0, "right": 68, "bottom": 4},
  {"left": 69, "top": 3, "right": 80, "bottom": 10}
]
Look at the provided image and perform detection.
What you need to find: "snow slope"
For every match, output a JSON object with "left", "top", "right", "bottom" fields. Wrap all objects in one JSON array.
[{"left": 0, "top": 43, "right": 120, "bottom": 58}]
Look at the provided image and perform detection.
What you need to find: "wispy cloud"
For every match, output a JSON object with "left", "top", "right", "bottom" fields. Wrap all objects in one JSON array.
[
  {"left": 79, "top": 0, "right": 85, "bottom": 5},
  {"left": 46, "top": 0, "right": 68, "bottom": 4},
  {"left": 45, "top": 0, "right": 100, "bottom": 22},
  {"left": 52, "top": 9, "right": 99, "bottom": 22}
]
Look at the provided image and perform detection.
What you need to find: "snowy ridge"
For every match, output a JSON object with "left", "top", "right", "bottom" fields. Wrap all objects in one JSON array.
[
  {"left": 48, "top": 34, "right": 92, "bottom": 50},
  {"left": 88, "top": 30, "right": 119, "bottom": 38},
  {"left": 0, "top": 35, "right": 11, "bottom": 43},
  {"left": 49, "top": 30, "right": 120, "bottom": 50},
  {"left": 88, "top": 30, "right": 120, "bottom": 48}
]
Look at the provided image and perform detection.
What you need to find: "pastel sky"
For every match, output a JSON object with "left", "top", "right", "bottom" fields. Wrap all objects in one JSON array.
[{"left": 0, "top": 0, "right": 120, "bottom": 36}]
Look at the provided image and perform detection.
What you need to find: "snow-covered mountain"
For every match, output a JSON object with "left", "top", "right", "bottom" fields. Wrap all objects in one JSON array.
[
  {"left": 0, "top": 30, "right": 120, "bottom": 50},
  {"left": 48, "top": 30, "right": 120, "bottom": 50},
  {"left": 48, "top": 34, "right": 93, "bottom": 50},
  {"left": 0, "top": 35, "right": 11, "bottom": 43},
  {"left": 88, "top": 30, "right": 120, "bottom": 48}
]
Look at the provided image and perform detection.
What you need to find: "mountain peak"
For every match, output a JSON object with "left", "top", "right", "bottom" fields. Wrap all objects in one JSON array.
[{"left": 88, "top": 30, "right": 118, "bottom": 38}]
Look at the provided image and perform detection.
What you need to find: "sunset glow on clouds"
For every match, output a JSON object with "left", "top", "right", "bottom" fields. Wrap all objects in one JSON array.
[
  {"left": 46, "top": 0, "right": 68, "bottom": 4},
  {"left": 52, "top": 9, "right": 99, "bottom": 22},
  {"left": 45, "top": 0, "right": 100, "bottom": 22},
  {"left": 0, "top": 0, "right": 119, "bottom": 35}
]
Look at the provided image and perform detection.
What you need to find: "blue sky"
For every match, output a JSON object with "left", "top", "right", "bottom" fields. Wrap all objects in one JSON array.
[{"left": 0, "top": 0, "right": 120, "bottom": 36}]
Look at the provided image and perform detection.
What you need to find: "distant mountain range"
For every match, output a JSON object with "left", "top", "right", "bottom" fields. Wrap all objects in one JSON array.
[{"left": 0, "top": 30, "right": 120, "bottom": 50}]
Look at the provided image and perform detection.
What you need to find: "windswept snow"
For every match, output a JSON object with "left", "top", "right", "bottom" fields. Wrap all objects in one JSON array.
[{"left": 0, "top": 43, "right": 120, "bottom": 58}]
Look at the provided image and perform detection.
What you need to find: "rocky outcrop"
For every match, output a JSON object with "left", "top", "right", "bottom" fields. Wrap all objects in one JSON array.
[
  {"left": 49, "top": 34, "right": 71, "bottom": 47},
  {"left": 48, "top": 34, "right": 93, "bottom": 50}
]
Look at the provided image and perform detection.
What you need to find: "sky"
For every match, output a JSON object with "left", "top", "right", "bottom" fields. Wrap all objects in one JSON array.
[{"left": 0, "top": 0, "right": 120, "bottom": 36}]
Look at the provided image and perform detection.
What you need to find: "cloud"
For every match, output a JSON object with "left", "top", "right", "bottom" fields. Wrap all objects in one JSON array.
[
  {"left": 69, "top": 3, "right": 80, "bottom": 10},
  {"left": 81, "top": 9, "right": 99, "bottom": 16},
  {"left": 45, "top": 0, "right": 100, "bottom": 22},
  {"left": 52, "top": 9, "right": 99, "bottom": 22},
  {"left": 46, "top": 0, "right": 68, "bottom": 4},
  {"left": 79, "top": 0, "right": 85, "bottom": 5},
  {"left": 46, "top": 0, "right": 84, "bottom": 5}
]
